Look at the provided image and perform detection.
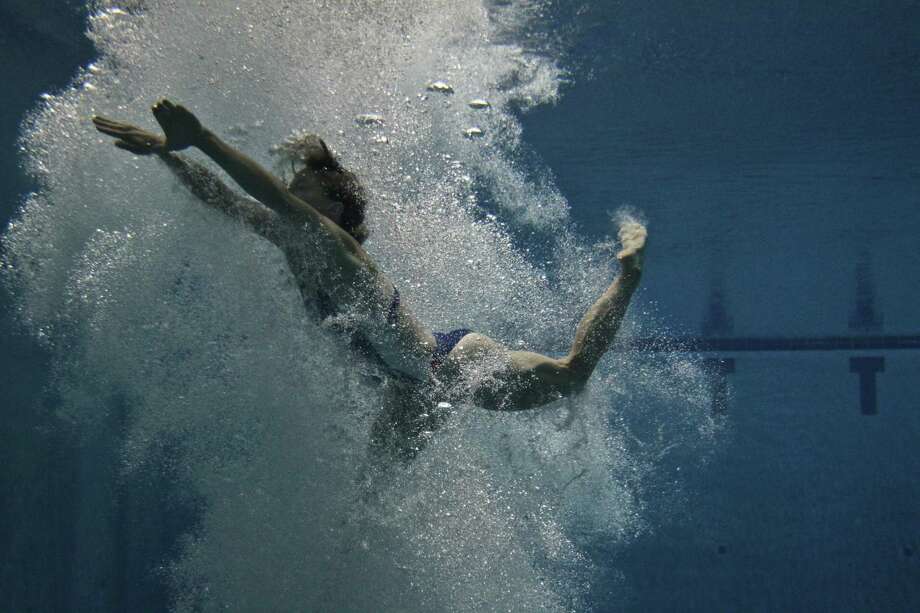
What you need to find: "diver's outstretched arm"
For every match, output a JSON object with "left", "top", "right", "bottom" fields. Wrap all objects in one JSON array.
[
  {"left": 445, "top": 222, "right": 646, "bottom": 411},
  {"left": 92, "top": 115, "right": 276, "bottom": 236},
  {"left": 158, "top": 153, "right": 277, "bottom": 237},
  {"left": 97, "top": 102, "right": 437, "bottom": 376},
  {"left": 564, "top": 221, "right": 645, "bottom": 379},
  {"left": 150, "top": 100, "right": 341, "bottom": 238}
]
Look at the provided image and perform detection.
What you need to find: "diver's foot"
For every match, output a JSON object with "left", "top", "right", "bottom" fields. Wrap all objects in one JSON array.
[{"left": 616, "top": 221, "right": 647, "bottom": 275}]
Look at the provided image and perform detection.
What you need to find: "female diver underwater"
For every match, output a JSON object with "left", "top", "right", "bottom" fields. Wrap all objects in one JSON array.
[{"left": 93, "top": 100, "right": 646, "bottom": 459}]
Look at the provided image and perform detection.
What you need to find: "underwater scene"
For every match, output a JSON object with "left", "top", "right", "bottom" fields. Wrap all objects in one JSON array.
[{"left": 1, "top": 1, "right": 918, "bottom": 611}]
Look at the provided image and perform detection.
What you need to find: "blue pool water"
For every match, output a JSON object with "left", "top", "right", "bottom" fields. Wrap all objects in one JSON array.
[{"left": 1, "top": 1, "right": 918, "bottom": 611}]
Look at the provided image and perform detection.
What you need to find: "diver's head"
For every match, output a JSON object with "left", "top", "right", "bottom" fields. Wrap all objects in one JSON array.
[{"left": 276, "top": 134, "right": 369, "bottom": 244}]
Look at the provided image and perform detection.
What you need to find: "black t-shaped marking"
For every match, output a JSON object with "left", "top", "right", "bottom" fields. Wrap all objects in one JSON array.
[{"left": 849, "top": 356, "right": 884, "bottom": 415}]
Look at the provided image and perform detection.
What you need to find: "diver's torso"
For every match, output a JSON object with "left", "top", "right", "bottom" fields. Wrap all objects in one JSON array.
[{"left": 276, "top": 228, "right": 432, "bottom": 380}]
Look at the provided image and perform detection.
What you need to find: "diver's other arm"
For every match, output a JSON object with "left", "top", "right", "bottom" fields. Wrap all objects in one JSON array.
[
  {"left": 151, "top": 100, "right": 322, "bottom": 227},
  {"left": 444, "top": 221, "right": 646, "bottom": 411},
  {"left": 92, "top": 116, "right": 275, "bottom": 235},
  {"left": 564, "top": 221, "right": 645, "bottom": 380},
  {"left": 158, "top": 152, "right": 276, "bottom": 236}
]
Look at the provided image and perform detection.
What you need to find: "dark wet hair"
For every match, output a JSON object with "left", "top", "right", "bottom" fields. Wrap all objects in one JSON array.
[{"left": 283, "top": 136, "right": 369, "bottom": 244}]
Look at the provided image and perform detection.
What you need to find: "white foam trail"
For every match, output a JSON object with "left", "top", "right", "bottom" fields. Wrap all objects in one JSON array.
[{"left": 2, "top": 1, "right": 721, "bottom": 610}]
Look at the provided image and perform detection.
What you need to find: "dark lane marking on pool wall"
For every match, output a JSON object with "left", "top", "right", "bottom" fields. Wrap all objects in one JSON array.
[
  {"left": 849, "top": 357, "right": 885, "bottom": 416},
  {"left": 622, "top": 336, "right": 920, "bottom": 353},
  {"left": 617, "top": 336, "right": 916, "bottom": 414},
  {"left": 850, "top": 251, "right": 883, "bottom": 332},
  {"left": 703, "top": 357, "right": 735, "bottom": 415}
]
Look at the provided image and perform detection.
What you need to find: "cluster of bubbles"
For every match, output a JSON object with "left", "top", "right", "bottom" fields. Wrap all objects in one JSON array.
[{"left": 2, "top": 1, "right": 722, "bottom": 610}]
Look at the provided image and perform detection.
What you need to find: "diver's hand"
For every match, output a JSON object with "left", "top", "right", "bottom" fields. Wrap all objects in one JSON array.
[
  {"left": 92, "top": 115, "right": 166, "bottom": 155},
  {"left": 151, "top": 99, "right": 204, "bottom": 151}
]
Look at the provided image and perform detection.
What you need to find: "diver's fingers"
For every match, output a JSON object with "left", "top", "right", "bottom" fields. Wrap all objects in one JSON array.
[
  {"left": 92, "top": 116, "right": 131, "bottom": 134},
  {"left": 174, "top": 103, "right": 196, "bottom": 120},
  {"left": 153, "top": 98, "right": 178, "bottom": 114},
  {"left": 114, "top": 140, "right": 148, "bottom": 154},
  {"left": 152, "top": 100, "right": 172, "bottom": 127},
  {"left": 92, "top": 114, "right": 121, "bottom": 125},
  {"left": 94, "top": 122, "right": 128, "bottom": 138},
  {"left": 93, "top": 115, "right": 134, "bottom": 130}
]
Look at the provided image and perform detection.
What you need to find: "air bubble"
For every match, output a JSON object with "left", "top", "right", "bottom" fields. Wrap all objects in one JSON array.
[
  {"left": 355, "top": 113, "right": 385, "bottom": 126},
  {"left": 426, "top": 80, "right": 454, "bottom": 94}
]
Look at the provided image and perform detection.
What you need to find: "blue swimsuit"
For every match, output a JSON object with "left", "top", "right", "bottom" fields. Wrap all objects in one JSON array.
[
  {"left": 431, "top": 328, "right": 473, "bottom": 368},
  {"left": 388, "top": 288, "right": 471, "bottom": 370}
]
